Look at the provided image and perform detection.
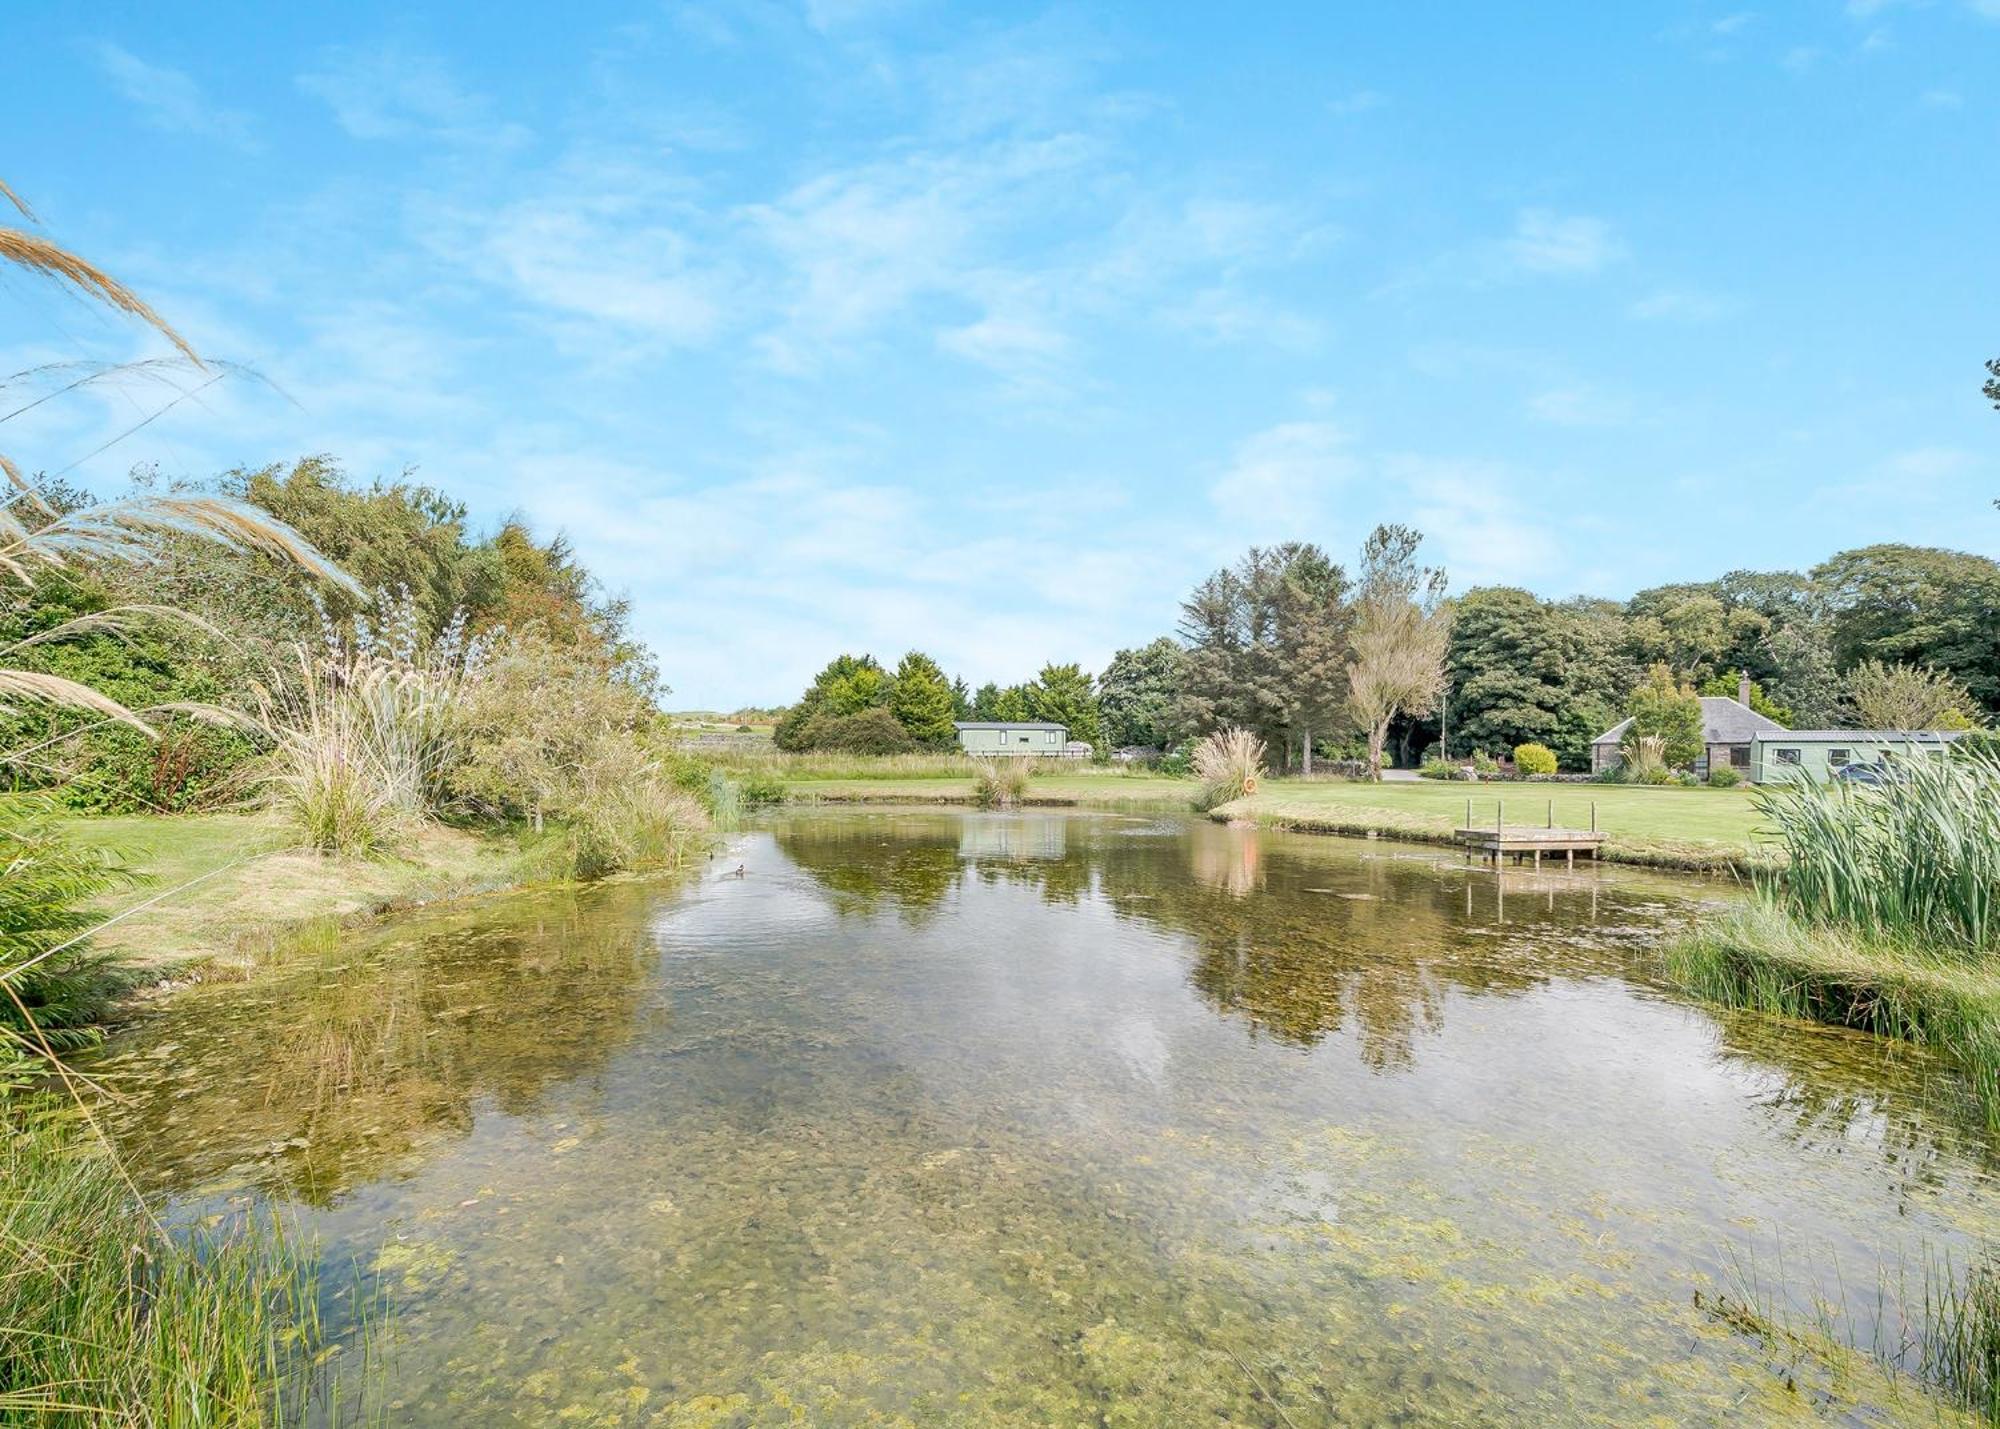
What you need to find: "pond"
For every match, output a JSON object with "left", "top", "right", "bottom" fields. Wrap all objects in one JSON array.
[{"left": 89, "top": 810, "right": 2000, "bottom": 1425}]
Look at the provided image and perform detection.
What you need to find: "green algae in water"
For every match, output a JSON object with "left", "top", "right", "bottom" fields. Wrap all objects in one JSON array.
[{"left": 83, "top": 811, "right": 2000, "bottom": 1425}]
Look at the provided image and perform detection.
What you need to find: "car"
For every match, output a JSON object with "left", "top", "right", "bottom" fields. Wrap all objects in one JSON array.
[{"left": 1833, "top": 761, "right": 1898, "bottom": 785}]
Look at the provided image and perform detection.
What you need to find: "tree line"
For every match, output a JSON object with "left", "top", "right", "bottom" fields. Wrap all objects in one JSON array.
[{"left": 776, "top": 526, "right": 2000, "bottom": 775}]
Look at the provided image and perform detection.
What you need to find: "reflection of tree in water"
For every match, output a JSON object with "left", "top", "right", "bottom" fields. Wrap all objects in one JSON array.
[
  {"left": 91, "top": 889, "right": 662, "bottom": 1204},
  {"left": 776, "top": 812, "right": 1096, "bottom": 915},
  {"left": 1710, "top": 1010, "right": 2000, "bottom": 1182}
]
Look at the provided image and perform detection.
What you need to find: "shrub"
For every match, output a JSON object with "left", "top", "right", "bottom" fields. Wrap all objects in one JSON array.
[
  {"left": 1191, "top": 726, "right": 1265, "bottom": 810},
  {"left": 1707, "top": 765, "right": 1741, "bottom": 788},
  {"left": 737, "top": 772, "right": 787, "bottom": 809},
  {"left": 1470, "top": 749, "right": 1500, "bottom": 777},
  {"left": 1512, "top": 742, "right": 1557, "bottom": 776},
  {"left": 1419, "top": 757, "right": 1458, "bottom": 781},
  {"left": 793, "top": 706, "right": 918, "bottom": 755},
  {"left": 1157, "top": 741, "right": 1196, "bottom": 778},
  {"left": 972, "top": 758, "right": 1032, "bottom": 809}
]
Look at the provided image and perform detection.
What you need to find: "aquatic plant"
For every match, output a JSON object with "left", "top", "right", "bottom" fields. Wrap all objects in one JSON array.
[
  {"left": 972, "top": 757, "right": 1032, "bottom": 808},
  {"left": 1192, "top": 726, "right": 1265, "bottom": 810},
  {"left": 0, "top": 1104, "right": 370, "bottom": 1427},
  {"left": 1755, "top": 745, "right": 2000, "bottom": 955}
]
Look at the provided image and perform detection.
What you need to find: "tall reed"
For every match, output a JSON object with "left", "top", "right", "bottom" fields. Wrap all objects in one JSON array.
[{"left": 1756, "top": 746, "right": 2000, "bottom": 955}]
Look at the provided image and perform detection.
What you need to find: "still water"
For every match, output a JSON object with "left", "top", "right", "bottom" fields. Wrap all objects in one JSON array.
[{"left": 91, "top": 811, "right": 2000, "bottom": 1425}]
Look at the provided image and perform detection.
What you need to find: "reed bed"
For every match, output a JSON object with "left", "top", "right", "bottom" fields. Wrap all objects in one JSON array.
[
  {"left": 1756, "top": 748, "right": 2000, "bottom": 955},
  {"left": 1665, "top": 747, "right": 2000, "bottom": 1121},
  {"left": 700, "top": 748, "right": 981, "bottom": 781}
]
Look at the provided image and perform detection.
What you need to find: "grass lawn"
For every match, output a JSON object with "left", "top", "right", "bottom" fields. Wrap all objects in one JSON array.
[
  {"left": 62, "top": 812, "right": 551, "bottom": 975},
  {"left": 782, "top": 770, "right": 1198, "bottom": 811},
  {"left": 776, "top": 762, "right": 1770, "bottom": 871},
  {"left": 1223, "top": 780, "right": 1767, "bottom": 871}
]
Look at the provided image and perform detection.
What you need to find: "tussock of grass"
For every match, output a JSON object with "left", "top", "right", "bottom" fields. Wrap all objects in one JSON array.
[
  {"left": 1664, "top": 902, "right": 2000, "bottom": 1113},
  {"left": 972, "top": 758, "right": 1031, "bottom": 808}
]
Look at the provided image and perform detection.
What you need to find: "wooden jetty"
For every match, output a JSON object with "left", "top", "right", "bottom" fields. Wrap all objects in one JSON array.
[{"left": 1454, "top": 797, "right": 1607, "bottom": 870}]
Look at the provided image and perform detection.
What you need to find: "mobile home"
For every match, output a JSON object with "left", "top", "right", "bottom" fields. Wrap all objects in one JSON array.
[
  {"left": 1748, "top": 730, "right": 1966, "bottom": 783},
  {"left": 954, "top": 721, "right": 1068, "bottom": 757}
]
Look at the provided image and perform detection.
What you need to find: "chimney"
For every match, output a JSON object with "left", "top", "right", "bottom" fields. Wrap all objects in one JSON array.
[{"left": 1738, "top": 670, "right": 1752, "bottom": 708}]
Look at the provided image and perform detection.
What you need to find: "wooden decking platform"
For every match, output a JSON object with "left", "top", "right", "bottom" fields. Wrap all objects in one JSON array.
[{"left": 1454, "top": 825, "right": 1607, "bottom": 869}]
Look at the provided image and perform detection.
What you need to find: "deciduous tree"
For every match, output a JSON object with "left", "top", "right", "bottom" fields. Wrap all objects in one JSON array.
[{"left": 1344, "top": 525, "right": 1449, "bottom": 779}]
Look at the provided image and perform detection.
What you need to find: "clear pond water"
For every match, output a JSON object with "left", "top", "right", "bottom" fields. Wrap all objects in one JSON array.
[{"left": 90, "top": 810, "right": 2000, "bottom": 1425}]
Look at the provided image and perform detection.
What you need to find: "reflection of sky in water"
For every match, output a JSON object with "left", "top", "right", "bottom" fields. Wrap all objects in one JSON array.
[{"left": 87, "top": 811, "right": 2000, "bottom": 1426}]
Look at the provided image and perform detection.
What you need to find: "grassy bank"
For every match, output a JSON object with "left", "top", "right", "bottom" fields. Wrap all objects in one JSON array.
[
  {"left": 1, "top": 1105, "right": 364, "bottom": 1426},
  {"left": 1662, "top": 753, "right": 2000, "bottom": 1125},
  {"left": 63, "top": 811, "right": 671, "bottom": 980},
  {"left": 1667, "top": 902, "right": 2000, "bottom": 1108},
  {"left": 1218, "top": 780, "right": 1768, "bottom": 872}
]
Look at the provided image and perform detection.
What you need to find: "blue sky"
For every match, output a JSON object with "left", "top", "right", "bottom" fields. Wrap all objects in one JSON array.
[{"left": 3, "top": 2, "right": 1996, "bottom": 707}]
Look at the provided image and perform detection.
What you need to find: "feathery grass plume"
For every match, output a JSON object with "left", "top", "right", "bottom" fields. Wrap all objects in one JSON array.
[
  {"left": 0, "top": 451, "right": 54, "bottom": 517},
  {"left": 0, "top": 668, "right": 157, "bottom": 734},
  {"left": 0, "top": 221, "right": 202, "bottom": 366},
  {"left": 1192, "top": 725, "right": 1266, "bottom": 811},
  {"left": 972, "top": 757, "right": 1032, "bottom": 808},
  {"left": 1, "top": 494, "right": 361, "bottom": 593},
  {"left": 0, "top": 177, "right": 34, "bottom": 220}
]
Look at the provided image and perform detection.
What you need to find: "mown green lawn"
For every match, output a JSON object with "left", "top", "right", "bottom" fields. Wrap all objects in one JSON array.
[
  {"left": 777, "top": 765, "right": 1770, "bottom": 869},
  {"left": 1225, "top": 780, "right": 1767, "bottom": 869}
]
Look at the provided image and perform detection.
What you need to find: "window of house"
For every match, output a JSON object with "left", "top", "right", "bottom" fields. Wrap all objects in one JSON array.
[
  {"left": 1774, "top": 748, "right": 1802, "bottom": 766},
  {"left": 1731, "top": 746, "right": 1750, "bottom": 768},
  {"left": 1829, "top": 749, "right": 1851, "bottom": 767},
  {"left": 1019, "top": 734, "right": 1031, "bottom": 745}
]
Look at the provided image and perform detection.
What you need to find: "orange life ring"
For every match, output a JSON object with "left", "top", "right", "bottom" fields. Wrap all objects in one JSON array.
[{"left": 1241, "top": 775, "right": 1259, "bottom": 795}]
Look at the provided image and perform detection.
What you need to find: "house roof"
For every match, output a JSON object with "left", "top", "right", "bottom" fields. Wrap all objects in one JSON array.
[
  {"left": 954, "top": 721, "right": 1066, "bottom": 731},
  {"left": 1750, "top": 729, "right": 1967, "bottom": 743},
  {"left": 1592, "top": 696, "right": 1785, "bottom": 747}
]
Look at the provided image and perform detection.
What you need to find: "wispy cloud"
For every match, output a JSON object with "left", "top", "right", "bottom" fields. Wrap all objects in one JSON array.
[
  {"left": 93, "top": 43, "right": 259, "bottom": 151},
  {"left": 1505, "top": 209, "right": 1623, "bottom": 275},
  {"left": 297, "top": 46, "right": 529, "bottom": 147},
  {"left": 1327, "top": 89, "right": 1386, "bottom": 116},
  {"left": 1210, "top": 421, "right": 1355, "bottom": 534},
  {"left": 1629, "top": 287, "right": 1729, "bottom": 322}
]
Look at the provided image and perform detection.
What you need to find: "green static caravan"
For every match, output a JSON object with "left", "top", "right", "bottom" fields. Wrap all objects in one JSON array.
[
  {"left": 1748, "top": 729, "right": 1966, "bottom": 783},
  {"left": 954, "top": 721, "right": 1068, "bottom": 756}
]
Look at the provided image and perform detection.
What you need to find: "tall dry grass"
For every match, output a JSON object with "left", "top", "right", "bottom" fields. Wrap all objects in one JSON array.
[
  {"left": 972, "top": 757, "right": 1032, "bottom": 808},
  {"left": 1192, "top": 726, "right": 1265, "bottom": 811}
]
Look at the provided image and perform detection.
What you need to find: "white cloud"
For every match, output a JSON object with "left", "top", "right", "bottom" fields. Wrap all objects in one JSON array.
[
  {"left": 1396, "top": 458, "right": 1563, "bottom": 588},
  {"left": 1527, "top": 385, "right": 1632, "bottom": 428},
  {"left": 1629, "top": 288, "right": 1729, "bottom": 322},
  {"left": 297, "top": 46, "right": 528, "bottom": 147},
  {"left": 1921, "top": 87, "right": 1965, "bottom": 107},
  {"left": 1210, "top": 421, "right": 1355, "bottom": 532},
  {"left": 1327, "top": 89, "right": 1386, "bottom": 116},
  {"left": 93, "top": 44, "right": 259, "bottom": 151},
  {"left": 1711, "top": 12, "right": 1756, "bottom": 35},
  {"left": 1505, "top": 209, "right": 1622, "bottom": 275}
]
